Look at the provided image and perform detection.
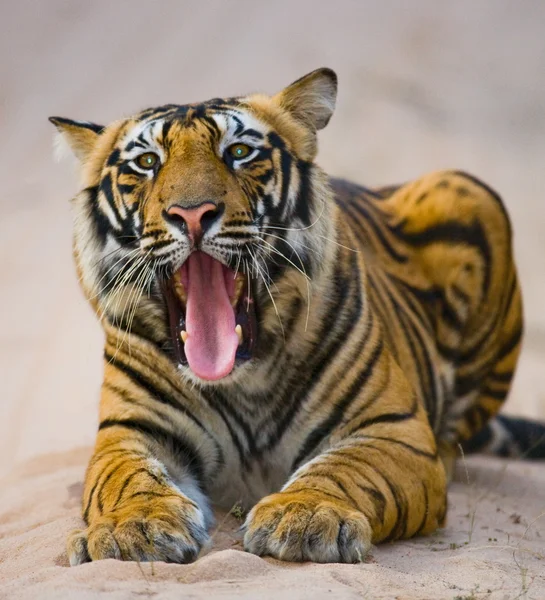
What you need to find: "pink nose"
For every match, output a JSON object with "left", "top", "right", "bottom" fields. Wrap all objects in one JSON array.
[{"left": 167, "top": 202, "right": 221, "bottom": 242}]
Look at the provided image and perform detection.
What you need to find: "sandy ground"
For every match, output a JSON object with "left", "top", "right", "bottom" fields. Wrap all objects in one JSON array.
[
  {"left": 1, "top": 1, "right": 544, "bottom": 598},
  {"left": 1, "top": 450, "right": 544, "bottom": 599}
]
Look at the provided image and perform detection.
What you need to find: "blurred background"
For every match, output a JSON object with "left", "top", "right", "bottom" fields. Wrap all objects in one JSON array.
[{"left": 1, "top": 0, "right": 544, "bottom": 476}]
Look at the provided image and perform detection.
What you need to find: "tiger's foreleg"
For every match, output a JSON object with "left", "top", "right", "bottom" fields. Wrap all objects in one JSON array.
[
  {"left": 244, "top": 362, "right": 447, "bottom": 562},
  {"left": 67, "top": 379, "right": 214, "bottom": 565}
]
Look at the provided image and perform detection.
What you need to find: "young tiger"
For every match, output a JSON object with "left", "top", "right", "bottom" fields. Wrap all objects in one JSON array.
[{"left": 51, "top": 68, "right": 543, "bottom": 565}]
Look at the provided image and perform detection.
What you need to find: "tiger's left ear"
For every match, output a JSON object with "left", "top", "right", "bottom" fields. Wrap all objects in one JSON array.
[
  {"left": 48, "top": 116, "right": 105, "bottom": 163},
  {"left": 274, "top": 68, "right": 338, "bottom": 131}
]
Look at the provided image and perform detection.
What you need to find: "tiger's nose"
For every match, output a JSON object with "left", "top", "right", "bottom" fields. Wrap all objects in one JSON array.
[{"left": 166, "top": 202, "right": 224, "bottom": 243}]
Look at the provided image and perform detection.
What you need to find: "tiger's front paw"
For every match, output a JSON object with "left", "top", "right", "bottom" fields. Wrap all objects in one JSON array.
[
  {"left": 67, "top": 494, "right": 209, "bottom": 565},
  {"left": 243, "top": 490, "right": 372, "bottom": 563}
]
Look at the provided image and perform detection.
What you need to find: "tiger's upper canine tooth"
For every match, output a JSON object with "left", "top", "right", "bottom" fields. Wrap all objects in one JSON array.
[
  {"left": 180, "top": 330, "right": 188, "bottom": 343},
  {"left": 235, "top": 324, "right": 243, "bottom": 345}
]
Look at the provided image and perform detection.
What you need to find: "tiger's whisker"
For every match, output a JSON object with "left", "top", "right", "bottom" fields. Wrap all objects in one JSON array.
[{"left": 248, "top": 246, "right": 285, "bottom": 341}]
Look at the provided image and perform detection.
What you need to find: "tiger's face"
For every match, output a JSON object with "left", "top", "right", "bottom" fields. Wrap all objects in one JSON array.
[{"left": 51, "top": 69, "right": 337, "bottom": 383}]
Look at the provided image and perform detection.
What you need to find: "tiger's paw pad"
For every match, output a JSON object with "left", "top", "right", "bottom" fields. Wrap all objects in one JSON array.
[
  {"left": 243, "top": 491, "right": 372, "bottom": 563},
  {"left": 67, "top": 495, "right": 209, "bottom": 565}
]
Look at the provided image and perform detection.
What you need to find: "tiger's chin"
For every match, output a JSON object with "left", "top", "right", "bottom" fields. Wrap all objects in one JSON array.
[{"left": 161, "top": 251, "right": 258, "bottom": 383}]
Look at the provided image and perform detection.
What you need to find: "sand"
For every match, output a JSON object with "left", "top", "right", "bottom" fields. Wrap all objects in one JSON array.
[{"left": 1, "top": 450, "right": 544, "bottom": 599}]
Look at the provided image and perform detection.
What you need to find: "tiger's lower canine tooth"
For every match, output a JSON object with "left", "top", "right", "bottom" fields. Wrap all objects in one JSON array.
[
  {"left": 235, "top": 324, "right": 243, "bottom": 345},
  {"left": 180, "top": 330, "right": 188, "bottom": 343}
]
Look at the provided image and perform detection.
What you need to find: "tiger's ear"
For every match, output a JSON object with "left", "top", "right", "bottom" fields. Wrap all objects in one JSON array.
[
  {"left": 274, "top": 68, "right": 338, "bottom": 131},
  {"left": 48, "top": 117, "right": 105, "bottom": 162}
]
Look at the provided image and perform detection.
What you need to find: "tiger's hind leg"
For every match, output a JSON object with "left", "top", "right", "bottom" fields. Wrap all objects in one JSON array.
[
  {"left": 402, "top": 171, "right": 524, "bottom": 472},
  {"left": 444, "top": 270, "right": 523, "bottom": 468}
]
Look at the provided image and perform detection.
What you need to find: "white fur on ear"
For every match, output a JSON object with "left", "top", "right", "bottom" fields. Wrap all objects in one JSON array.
[
  {"left": 48, "top": 117, "right": 104, "bottom": 163},
  {"left": 53, "top": 130, "right": 79, "bottom": 165}
]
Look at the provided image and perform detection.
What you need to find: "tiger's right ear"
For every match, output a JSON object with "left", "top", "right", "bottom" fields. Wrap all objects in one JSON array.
[
  {"left": 274, "top": 68, "right": 338, "bottom": 132},
  {"left": 48, "top": 117, "right": 105, "bottom": 163}
]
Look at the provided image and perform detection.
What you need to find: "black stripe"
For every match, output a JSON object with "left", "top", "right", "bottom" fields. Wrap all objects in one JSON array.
[
  {"left": 231, "top": 115, "right": 244, "bottom": 136},
  {"left": 162, "top": 119, "right": 173, "bottom": 142},
  {"left": 363, "top": 438, "right": 437, "bottom": 459},
  {"left": 398, "top": 309, "right": 437, "bottom": 417},
  {"left": 86, "top": 186, "right": 110, "bottom": 247},
  {"left": 97, "top": 458, "right": 133, "bottom": 513},
  {"left": 327, "top": 475, "right": 360, "bottom": 510},
  {"left": 99, "top": 418, "right": 205, "bottom": 483},
  {"left": 480, "top": 385, "right": 508, "bottom": 402},
  {"left": 104, "top": 352, "right": 208, "bottom": 434},
  {"left": 415, "top": 482, "right": 429, "bottom": 535},
  {"left": 294, "top": 160, "right": 312, "bottom": 226},
  {"left": 458, "top": 272, "right": 517, "bottom": 363},
  {"left": 391, "top": 219, "right": 492, "bottom": 292},
  {"left": 495, "top": 327, "right": 523, "bottom": 363},
  {"left": 344, "top": 199, "right": 409, "bottom": 263},
  {"left": 389, "top": 276, "right": 434, "bottom": 334},
  {"left": 113, "top": 467, "right": 164, "bottom": 507},
  {"left": 383, "top": 482, "right": 408, "bottom": 541},
  {"left": 261, "top": 265, "right": 360, "bottom": 449},
  {"left": 396, "top": 308, "right": 433, "bottom": 412},
  {"left": 216, "top": 231, "right": 256, "bottom": 240},
  {"left": 264, "top": 252, "right": 359, "bottom": 450},
  {"left": 357, "top": 484, "right": 386, "bottom": 525},
  {"left": 451, "top": 171, "right": 511, "bottom": 238},
  {"left": 242, "top": 128, "right": 264, "bottom": 140},
  {"left": 455, "top": 373, "right": 480, "bottom": 398},
  {"left": 148, "top": 238, "right": 175, "bottom": 250},
  {"left": 344, "top": 371, "right": 390, "bottom": 437},
  {"left": 344, "top": 451, "right": 405, "bottom": 542},
  {"left": 279, "top": 149, "right": 292, "bottom": 217},
  {"left": 451, "top": 284, "right": 470, "bottom": 304},
  {"left": 88, "top": 447, "right": 145, "bottom": 470},
  {"left": 488, "top": 370, "right": 514, "bottom": 384},
  {"left": 293, "top": 337, "right": 384, "bottom": 470},
  {"left": 441, "top": 300, "right": 464, "bottom": 331},
  {"left": 204, "top": 389, "right": 255, "bottom": 469},
  {"left": 103, "top": 381, "right": 181, "bottom": 427},
  {"left": 83, "top": 456, "right": 130, "bottom": 523},
  {"left": 375, "top": 275, "right": 435, "bottom": 414},
  {"left": 106, "top": 149, "right": 121, "bottom": 166},
  {"left": 117, "top": 184, "right": 136, "bottom": 195},
  {"left": 49, "top": 116, "right": 104, "bottom": 134},
  {"left": 122, "top": 491, "right": 179, "bottom": 502},
  {"left": 352, "top": 410, "right": 416, "bottom": 433},
  {"left": 100, "top": 173, "right": 123, "bottom": 225}
]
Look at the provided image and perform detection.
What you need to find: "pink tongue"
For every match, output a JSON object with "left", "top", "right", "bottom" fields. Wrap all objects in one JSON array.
[{"left": 183, "top": 252, "right": 238, "bottom": 381}]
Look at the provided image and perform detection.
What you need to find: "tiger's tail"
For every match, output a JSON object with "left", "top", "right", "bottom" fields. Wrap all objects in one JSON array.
[{"left": 462, "top": 415, "right": 545, "bottom": 459}]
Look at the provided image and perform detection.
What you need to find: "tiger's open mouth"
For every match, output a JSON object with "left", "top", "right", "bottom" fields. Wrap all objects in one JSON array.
[{"left": 162, "top": 251, "right": 257, "bottom": 381}]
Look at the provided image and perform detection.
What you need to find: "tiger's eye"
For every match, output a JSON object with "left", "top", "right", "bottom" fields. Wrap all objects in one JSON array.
[
  {"left": 228, "top": 143, "right": 252, "bottom": 160},
  {"left": 136, "top": 152, "right": 159, "bottom": 169}
]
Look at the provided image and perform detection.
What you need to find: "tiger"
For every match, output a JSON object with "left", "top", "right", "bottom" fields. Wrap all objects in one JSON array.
[{"left": 50, "top": 68, "right": 544, "bottom": 566}]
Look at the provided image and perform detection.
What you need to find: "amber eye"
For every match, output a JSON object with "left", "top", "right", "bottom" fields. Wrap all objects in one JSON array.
[
  {"left": 228, "top": 143, "right": 252, "bottom": 160},
  {"left": 136, "top": 152, "right": 159, "bottom": 169}
]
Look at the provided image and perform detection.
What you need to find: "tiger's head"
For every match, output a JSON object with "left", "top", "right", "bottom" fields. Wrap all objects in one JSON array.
[{"left": 51, "top": 68, "right": 338, "bottom": 383}]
